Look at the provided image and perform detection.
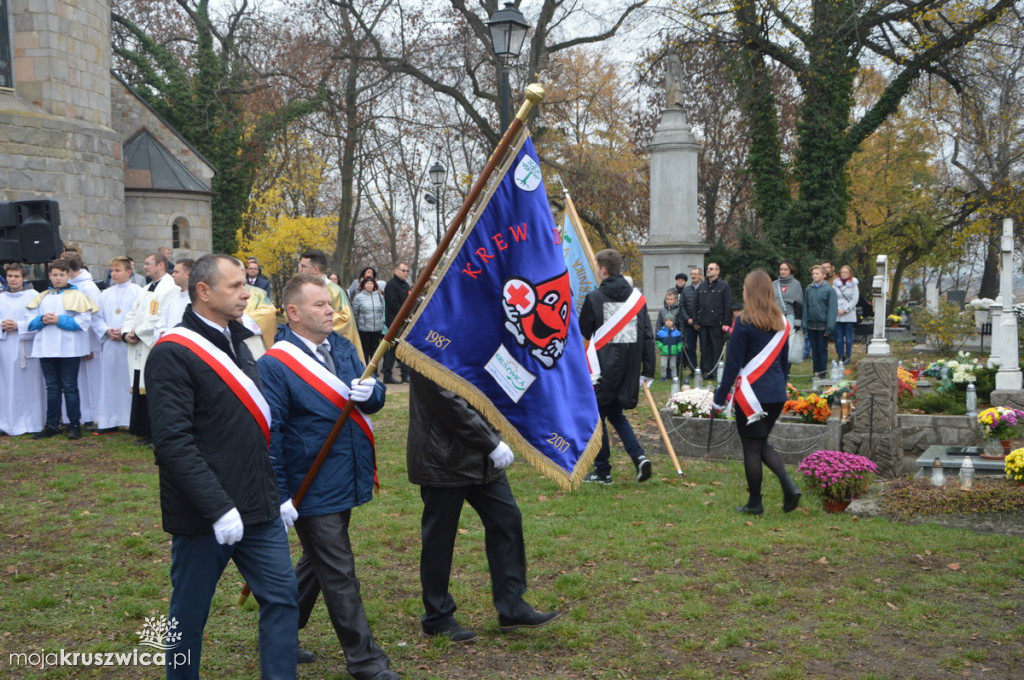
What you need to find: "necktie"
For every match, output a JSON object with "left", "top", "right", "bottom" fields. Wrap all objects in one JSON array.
[
  {"left": 316, "top": 344, "right": 336, "bottom": 375},
  {"left": 222, "top": 328, "right": 235, "bottom": 357}
]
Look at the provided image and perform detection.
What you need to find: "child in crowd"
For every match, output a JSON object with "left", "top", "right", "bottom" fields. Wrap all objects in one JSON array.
[
  {"left": 657, "top": 289, "right": 680, "bottom": 329},
  {"left": 656, "top": 318, "right": 683, "bottom": 381},
  {"left": 26, "top": 259, "right": 97, "bottom": 440}
]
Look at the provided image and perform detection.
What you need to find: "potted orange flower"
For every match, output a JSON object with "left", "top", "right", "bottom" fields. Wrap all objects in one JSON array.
[{"left": 783, "top": 391, "right": 831, "bottom": 424}]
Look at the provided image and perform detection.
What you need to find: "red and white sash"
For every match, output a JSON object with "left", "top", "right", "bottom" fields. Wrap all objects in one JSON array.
[
  {"left": 732, "top": 316, "right": 791, "bottom": 423},
  {"left": 155, "top": 327, "right": 272, "bottom": 445},
  {"left": 585, "top": 288, "right": 646, "bottom": 381},
  {"left": 264, "top": 340, "right": 375, "bottom": 450}
]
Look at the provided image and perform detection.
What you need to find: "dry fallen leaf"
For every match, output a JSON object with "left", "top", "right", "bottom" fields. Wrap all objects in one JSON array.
[
  {"left": 947, "top": 563, "right": 961, "bottom": 571},
  {"left": 886, "top": 602, "right": 899, "bottom": 610},
  {"left": 817, "top": 556, "right": 829, "bottom": 564},
  {"left": 745, "top": 521, "right": 753, "bottom": 526}
]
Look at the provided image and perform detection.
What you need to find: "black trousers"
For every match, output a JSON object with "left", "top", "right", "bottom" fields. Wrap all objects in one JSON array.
[
  {"left": 699, "top": 325, "right": 726, "bottom": 377},
  {"left": 419, "top": 476, "right": 535, "bottom": 629},
  {"left": 294, "top": 511, "right": 391, "bottom": 680},
  {"left": 128, "top": 369, "right": 150, "bottom": 439},
  {"left": 381, "top": 342, "right": 407, "bottom": 382}
]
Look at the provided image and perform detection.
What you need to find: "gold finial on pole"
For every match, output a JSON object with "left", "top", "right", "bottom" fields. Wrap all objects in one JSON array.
[{"left": 516, "top": 83, "right": 545, "bottom": 121}]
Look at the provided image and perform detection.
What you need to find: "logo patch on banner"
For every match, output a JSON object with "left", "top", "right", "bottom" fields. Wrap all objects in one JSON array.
[
  {"left": 485, "top": 344, "right": 536, "bottom": 402},
  {"left": 502, "top": 273, "right": 571, "bottom": 368},
  {"left": 514, "top": 155, "right": 542, "bottom": 192}
]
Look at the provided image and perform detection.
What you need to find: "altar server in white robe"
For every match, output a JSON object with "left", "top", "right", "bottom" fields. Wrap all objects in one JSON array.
[
  {"left": 25, "top": 259, "right": 98, "bottom": 440},
  {"left": 63, "top": 251, "right": 103, "bottom": 425},
  {"left": 91, "top": 257, "right": 142, "bottom": 431},
  {"left": 0, "top": 264, "right": 46, "bottom": 436}
]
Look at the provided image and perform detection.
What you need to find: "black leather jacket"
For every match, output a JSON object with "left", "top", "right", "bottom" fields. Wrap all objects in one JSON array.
[{"left": 406, "top": 371, "right": 504, "bottom": 488}]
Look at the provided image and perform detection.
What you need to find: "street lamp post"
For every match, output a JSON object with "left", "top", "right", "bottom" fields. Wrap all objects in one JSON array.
[
  {"left": 486, "top": 2, "right": 531, "bottom": 132},
  {"left": 427, "top": 161, "right": 447, "bottom": 244}
]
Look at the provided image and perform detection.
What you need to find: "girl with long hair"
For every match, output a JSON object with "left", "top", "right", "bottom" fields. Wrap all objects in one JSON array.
[{"left": 713, "top": 270, "right": 802, "bottom": 515}]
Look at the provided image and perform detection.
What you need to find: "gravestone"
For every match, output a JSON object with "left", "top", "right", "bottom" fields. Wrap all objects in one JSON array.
[{"left": 841, "top": 357, "right": 903, "bottom": 477}]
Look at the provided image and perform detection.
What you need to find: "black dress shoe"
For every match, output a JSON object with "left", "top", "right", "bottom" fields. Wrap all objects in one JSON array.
[
  {"left": 367, "top": 670, "right": 401, "bottom": 680},
  {"left": 33, "top": 424, "right": 60, "bottom": 440},
  {"left": 66, "top": 424, "right": 82, "bottom": 440},
  {"left": 296, "top": 647, "right": 316, "bottom": 663},
  {"left": 498, "top": 610, "right": 563, "bottom": 632},
  {"left": 421, "top": 622, "right": 477, "bottom": 643}
]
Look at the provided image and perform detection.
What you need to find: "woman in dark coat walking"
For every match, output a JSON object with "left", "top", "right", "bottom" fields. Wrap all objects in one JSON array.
[{"left": 713, "top": 270, "right": 802, "bottom": 515}]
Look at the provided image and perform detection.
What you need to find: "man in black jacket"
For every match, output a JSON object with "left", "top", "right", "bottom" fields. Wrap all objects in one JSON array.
[
  {"left": 694, "top": 262, "right": 733, "bottom": 379},
  {"left": 246, "top": 258, "right": 274, "bottom": 301},
  {"left": 578, "top": 249, "right": 656, "bottom": 485},
  {"left": 407, "top": 371, "right": 561, "bottom": 643},
  {"left": 382, "top": 262, "right": 411, "bottom": 383},
  {"left": 146, "top": 254, "right": 298, "bottom": 680},
  {"left": 679, "top": 267, "right": 702, "bottom": 377}
]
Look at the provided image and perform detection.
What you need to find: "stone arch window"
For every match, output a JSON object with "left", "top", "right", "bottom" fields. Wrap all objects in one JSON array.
[
  {"left": 0, "top": 0, "right": 12, "bottom": 89},
  {"left": 171, "top": 216, "right": 189, "bottom": 249}
]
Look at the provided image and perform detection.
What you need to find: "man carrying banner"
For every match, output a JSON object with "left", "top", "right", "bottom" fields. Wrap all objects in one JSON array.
[
  {"left": 407, "top": 370, "right": 561, "bottom": 642},
  {"left": 146, "top": 254, "right": 298, "bottom": 680},
  {"left": 258, "top": 274, "right": 398, "bottom": 680},
  {"left": 579, "top": 249, "right": 656, "bottom": 485}
]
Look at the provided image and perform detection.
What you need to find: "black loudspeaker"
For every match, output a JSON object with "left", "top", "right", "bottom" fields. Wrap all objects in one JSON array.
[{"left": 15, "top": 200, "right": 62, "bottom": 263}]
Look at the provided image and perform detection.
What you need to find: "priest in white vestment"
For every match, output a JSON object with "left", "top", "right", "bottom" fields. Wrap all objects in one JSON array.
[
  {"left": 91, "top": 257, "right": 142, "bottom": 431},
  {"left": 121, "top": 252, "right": 178, "bottom": 443},
  {"left": 0, "top": 265, "right": 46, "bottom": 436}
]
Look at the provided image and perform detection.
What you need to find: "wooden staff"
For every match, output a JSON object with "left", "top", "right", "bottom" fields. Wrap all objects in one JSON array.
[
  {"left": 643, "top": 382, "right": 684, "bottom": 475},
  {"left": 238, "top": 84, "right": 546, "bottom": 605}
]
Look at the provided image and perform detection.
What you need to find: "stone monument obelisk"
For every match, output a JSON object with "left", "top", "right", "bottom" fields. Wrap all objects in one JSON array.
[{"left": 639, "top": 54, "right": 707, "bottom": 299}]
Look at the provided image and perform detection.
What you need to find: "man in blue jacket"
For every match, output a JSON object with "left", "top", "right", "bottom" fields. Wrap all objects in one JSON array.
[{"left": 258, "top": 274, "right": 398, "bottom": 680}]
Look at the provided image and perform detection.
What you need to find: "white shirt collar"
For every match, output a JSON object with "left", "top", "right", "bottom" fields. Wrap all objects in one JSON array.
[
  {"left": 194, "top": 311, "right": 229, "bottom": 334},
  {"left": 290, "top": 328, "right": 331, "bottom": 357}
]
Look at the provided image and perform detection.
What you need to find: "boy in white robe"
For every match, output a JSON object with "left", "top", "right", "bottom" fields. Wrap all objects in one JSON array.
[
  {"left": 25, "top": 259, "right": 98, "bottom": 440},
  {"left": 0, "top": 264, "right": 46, "bottom": 436},
  {"left": 63, "top": 251, "right": 103, "bottom": 425},
  {"left": 91, "top": 257, "right": 142, "bottom": 431}
]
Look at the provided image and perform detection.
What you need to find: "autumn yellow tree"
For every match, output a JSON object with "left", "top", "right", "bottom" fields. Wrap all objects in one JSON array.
[
  {"left": 536, "top": 48, "right": 649, "bottom": 277},
  {"left": 237, "top": 137, "right": 338, "bottom": 298},
  {"left": 842, "top": 70, "right": 951, "bottom": 303}
]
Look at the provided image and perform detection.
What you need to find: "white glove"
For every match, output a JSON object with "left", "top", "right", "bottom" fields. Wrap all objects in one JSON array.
[
  {"left": 488, "top": 441, "right": 514, "bottom": 470},
  {"left": 712, "top": 402, "right": 727, "bottom": 413},
  {"left": 213, "top": 508, "right": 244, "bottom": 545},
  {"left": 349, "top": 377, "right": 376, "bottom": 403},
  {"left": 639, "top": 376, "right": 654, "bottom": 389},
  {"left": 279, "top": 499, "right": 298, "bottom": 529}
]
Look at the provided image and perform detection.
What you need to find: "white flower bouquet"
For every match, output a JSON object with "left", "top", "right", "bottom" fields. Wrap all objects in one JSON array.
[{"left": 667, "top": 387, "right": 717, "bottom": 418}]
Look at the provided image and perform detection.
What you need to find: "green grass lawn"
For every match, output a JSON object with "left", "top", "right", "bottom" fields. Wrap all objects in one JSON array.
[{"left": 2, "top": 387, "right": 1022, "bottom": 679}]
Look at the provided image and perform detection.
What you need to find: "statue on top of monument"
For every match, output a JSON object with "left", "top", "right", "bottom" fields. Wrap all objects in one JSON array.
[{"left": 664, "top": 54, "right": 685, "bottom": 110}]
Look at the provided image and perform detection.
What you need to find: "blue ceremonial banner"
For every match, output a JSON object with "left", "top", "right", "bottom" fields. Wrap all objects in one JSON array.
[
  {"left": 561, "top": 212, "right": 598, "bottom": 318},
  {"left": 397, "top": 134, "right": 600, "bottom": 489}
]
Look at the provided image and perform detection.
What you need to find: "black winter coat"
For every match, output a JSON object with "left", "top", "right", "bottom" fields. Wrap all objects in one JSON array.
[
  {"left": 384, "top": 275, "right": 411, "bottom": 326},
  {"left": 680, "top": 283, "right": 700, "bottom": 324},
  {"left": 578, "top": 275, "right": 655, "bottom": 409},
  {"left": 695, "top": 278, "right": 733, "bottom": 327},
  {"left": 406, "top": 371, "right": 504, "bottom": 488},
  {"left": 146, "top": 307, "right": 279, "bottom": 536}
]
